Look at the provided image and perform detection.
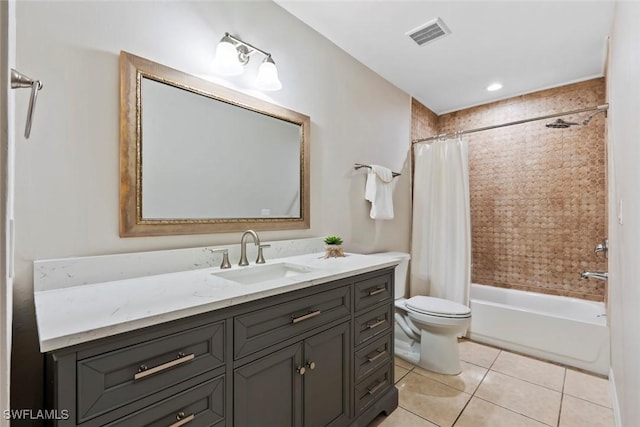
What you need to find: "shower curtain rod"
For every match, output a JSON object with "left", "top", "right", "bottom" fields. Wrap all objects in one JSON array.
[{"left": 412, "top": 103, "right": 609, "bottom": 144}]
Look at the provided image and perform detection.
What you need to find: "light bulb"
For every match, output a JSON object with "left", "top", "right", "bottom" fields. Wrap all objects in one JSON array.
[
  {"left": 255, "top": 57, "right": 282, "bottom": 91},
  {"left": 212, "top": 38, "right": 243, "bottom": 76}
]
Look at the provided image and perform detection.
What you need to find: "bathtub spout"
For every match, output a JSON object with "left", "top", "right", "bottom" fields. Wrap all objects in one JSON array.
[{"left": 580, "top": 271, "right": 608, "bottom": 280}]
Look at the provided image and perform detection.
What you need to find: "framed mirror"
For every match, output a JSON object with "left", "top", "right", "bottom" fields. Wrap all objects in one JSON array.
[{"left": 120, "top": 51, "right": 310, "bottom": 237}]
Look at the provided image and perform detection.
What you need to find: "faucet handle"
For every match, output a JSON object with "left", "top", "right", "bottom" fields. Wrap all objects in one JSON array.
[
  {"left": 256, "top": 244, "right": 271, "bottom": 264},
  {"left": 211, "top": 248, "right": 231, "bottom": 269},
  {"left": 594, "top": 238, "right": 608, "bottom": 259}
]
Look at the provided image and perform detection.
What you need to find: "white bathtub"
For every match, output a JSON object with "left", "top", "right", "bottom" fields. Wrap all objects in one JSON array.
[{"left": 468, "top": 283, "right": 610, "bottom": 375}]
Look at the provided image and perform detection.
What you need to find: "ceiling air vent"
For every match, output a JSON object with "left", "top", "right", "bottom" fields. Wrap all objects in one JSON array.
[{"left": 406, "top": 18, "right": 451, "bottom": 46}]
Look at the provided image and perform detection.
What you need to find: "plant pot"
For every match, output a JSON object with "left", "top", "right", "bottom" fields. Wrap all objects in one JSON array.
[{"left": 325, "top": 244, "right": 345, "bottom": 258}]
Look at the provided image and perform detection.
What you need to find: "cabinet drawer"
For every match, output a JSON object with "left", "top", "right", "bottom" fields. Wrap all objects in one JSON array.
[
  {"left": 77, "top": 321, "right": 225, "bottom": 423},
  {"left": 354, "top": 364, "right": 393, "bottom": 414},
  {"left": 354, "top": 272, "right": 392, "bottom": 312},
  {"left": 234, "top": 286, "right": 351, "bottom": 359},
  {"left": 354, "top": 333, "right": 392, "bottom": 382},
  {"left": 105, "top": 375, "right": 225, "bottom": 427},
  {"left": 354, "top": 304, "right": 393, "bottom": 346}
]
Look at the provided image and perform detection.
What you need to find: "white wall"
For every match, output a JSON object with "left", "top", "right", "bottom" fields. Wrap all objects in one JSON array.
[
  {"left": 12, "top": 0, "right": 411, "bottom": 412},
  {"left": 607, "top": 2, "right": 640, "bottom": 426}
]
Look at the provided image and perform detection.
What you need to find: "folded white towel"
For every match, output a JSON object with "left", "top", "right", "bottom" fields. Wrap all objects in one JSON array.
[{"left": 365, "top": 165, "right": 394, "bottom": 220}]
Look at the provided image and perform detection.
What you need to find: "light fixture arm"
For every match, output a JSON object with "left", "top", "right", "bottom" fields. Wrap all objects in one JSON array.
[{"left": 224, "top": 32, "right": 272, "bottom": 59}]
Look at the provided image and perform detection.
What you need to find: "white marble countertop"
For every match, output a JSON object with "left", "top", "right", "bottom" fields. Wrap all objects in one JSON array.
[{"left": 34, "top": 252, "right": 399, "bottom": 352}]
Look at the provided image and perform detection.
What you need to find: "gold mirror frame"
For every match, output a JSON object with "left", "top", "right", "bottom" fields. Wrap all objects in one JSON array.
[{"left": 120, "top": 51, "right": 310, "bottom": 237}]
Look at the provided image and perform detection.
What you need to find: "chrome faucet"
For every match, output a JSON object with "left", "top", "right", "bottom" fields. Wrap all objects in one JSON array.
[
  {"left": 239, "top": 230, "right": 261, "bottom": 266},
  {"left": 580, "top": 271, "right": 608, "bottom": 281}
]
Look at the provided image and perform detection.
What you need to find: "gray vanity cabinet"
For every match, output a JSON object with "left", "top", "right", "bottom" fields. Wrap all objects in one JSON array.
[
  {"left": 303, "top": 322, "right": 350, "bottom": 427},
  {"left": 233, "top": 322, "right": 350, "bottom": 427},
  {"left": 45, "top": 267, "right": 397, "bottom": 427},
  {"left": 233, "top": 342, "right": 303, "bottom": 427}
]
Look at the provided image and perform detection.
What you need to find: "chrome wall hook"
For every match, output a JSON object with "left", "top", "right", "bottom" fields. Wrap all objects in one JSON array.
[{"left": 11, "top": 68, "right": 43, "bottom": 139}]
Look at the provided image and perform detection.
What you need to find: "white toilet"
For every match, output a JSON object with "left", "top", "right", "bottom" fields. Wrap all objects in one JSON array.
[{"left": 376, "top": 252, "right": 471, "bottom": 375}]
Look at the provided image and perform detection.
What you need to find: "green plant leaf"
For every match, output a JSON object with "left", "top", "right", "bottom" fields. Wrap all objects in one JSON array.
[{"left": 324, "top": 235, "right": 343, "bottom": 245}]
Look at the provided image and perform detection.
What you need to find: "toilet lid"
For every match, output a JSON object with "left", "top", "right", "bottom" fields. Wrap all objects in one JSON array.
[{"left": 406, "top": 296, "right": 471, "bottom": 317}]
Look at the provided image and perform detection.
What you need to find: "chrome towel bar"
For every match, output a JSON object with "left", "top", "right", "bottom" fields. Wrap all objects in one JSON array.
[
  {"left": 11, "top": 68, "right": 43, "bottom": 139},
  {"left": 354, "top": 163, "right": 401, "bottom": 177}
]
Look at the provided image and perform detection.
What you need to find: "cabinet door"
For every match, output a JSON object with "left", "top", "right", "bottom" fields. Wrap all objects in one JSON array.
[
  {"left": 234, "top": 342, "right": 303, "bottom": 427},
  {"left": 303, "top": 322, "right": 351, "bottom": 427}
]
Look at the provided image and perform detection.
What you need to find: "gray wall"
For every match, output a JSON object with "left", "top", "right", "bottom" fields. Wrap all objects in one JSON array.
[{"left": 12, "top": 0, "right": 411, "bottom": 418}]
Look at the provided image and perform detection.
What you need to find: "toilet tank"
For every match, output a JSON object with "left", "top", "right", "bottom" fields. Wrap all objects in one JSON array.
[{"left": 373, "top": 252, "right": 411, "bottom": 299}]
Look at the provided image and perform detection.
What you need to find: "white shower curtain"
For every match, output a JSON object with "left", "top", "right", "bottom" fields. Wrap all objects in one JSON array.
[{"left": 410, "top": 138, "right": 471, "bottom": 306}]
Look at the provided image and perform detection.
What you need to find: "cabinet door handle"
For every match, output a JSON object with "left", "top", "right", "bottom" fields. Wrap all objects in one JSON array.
[
  {"left": 368, "top": 287, "right": 386, "bottom": 296},
  {"left": 168, "top": 412, "right": 195, "bottom": 427},
  {"left": 367, "top": 381, "right": 386, "bottom": 395},
  {"left": 306, "top": 361, "right": 316, "bottom": 370},
  {"left": 367, "top": 351, "right": 386, "bottom": 363},
  {"left": 297, "top": 366, "right": 306, "bottom": 376},
  {"left": 291, "top": 310, "right": 321, "bottom": 324},
  {"left": 366, "top": 318, "right": 386, "bottom": 330},
  {"left": 134, "top": 352, "right": 195, "bottom": 380}
]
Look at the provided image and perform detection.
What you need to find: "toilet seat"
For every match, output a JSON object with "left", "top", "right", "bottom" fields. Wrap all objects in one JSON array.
[{"left": 406, "top": 296, "right": 471, "bottom": 319}]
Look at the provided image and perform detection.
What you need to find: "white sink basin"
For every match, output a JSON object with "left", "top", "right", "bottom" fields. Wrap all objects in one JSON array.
[{"left": 212, "top": 262, "right": 318, "bottom": 285}]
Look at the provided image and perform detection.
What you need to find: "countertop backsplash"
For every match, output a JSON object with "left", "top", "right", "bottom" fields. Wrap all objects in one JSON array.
[{"left": 34, "top": 237, "right": 325, "bottom": 292}]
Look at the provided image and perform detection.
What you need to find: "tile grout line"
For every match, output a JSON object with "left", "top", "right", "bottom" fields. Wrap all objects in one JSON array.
[
  {"left": 478, "top": 373, "right": 561, "bottom": 426},
  {"left": 396, "top": 365, "right": 473, "bottom": 427},
  {"left": 450, "top": 349, "right": 502, "bottom": 426},
  {"left": 472, "top": 349, "right": 560, "bottom": 426},
  {"left": 486, "top": 349, "right": 501, "bottom": 371},
  {"left": 398, "top": 406, "right": 444, "bottom": 427},
  {"left": 398, "top": 368, "right": 471, "bottom": 427},
  {"left": 471, "top": 395, "right": 555, "bottom": 427},
  {"left": 487, "top": 367, "right": 565, "bottom": 393},
  {"left": 394, "top": 362, "right": 446, "bottom": 426},
  {"left": 485, "top": 350, "right": 567, "bottom": 394},
  {"left": 562, "top": 393, "right": 615, "bottom": 410},
  {"left": 557, "top": 368, "right": 567, "bottom": 427}
]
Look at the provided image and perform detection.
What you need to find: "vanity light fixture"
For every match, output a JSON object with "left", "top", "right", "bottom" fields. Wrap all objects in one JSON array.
[{"left": 212, "top": 32, "right": 282, "bottom": 91}]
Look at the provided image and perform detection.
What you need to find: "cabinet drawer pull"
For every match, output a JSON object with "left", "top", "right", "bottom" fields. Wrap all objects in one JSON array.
[
  {"left": 366, "top": 318, "right": 386, "bottom": 330},
  {"left": 134, "top": 352, "right": 195, "bottom": 380},
  {"left": 367, "top": 381, "right": 386, "bottom": 395},
  {"left": 368, "top": 287, "right": 386, "bottom": 296},
  {"left": 367, "top": 351, "right": 386, "bottom": 363},
  {"left": 168, "top": 412, "right": 195, "bottom": 427},
  {"left": 291, "top": 310, "right": 321, "bottom": 324}
]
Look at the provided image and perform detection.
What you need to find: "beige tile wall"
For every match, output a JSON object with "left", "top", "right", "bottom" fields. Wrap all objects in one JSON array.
[
  {"left": 411, "top": 98, "right": 439, "bottom": 141},
  {"left": 412, "top": 79, "right": 607, "bottom": 301}
]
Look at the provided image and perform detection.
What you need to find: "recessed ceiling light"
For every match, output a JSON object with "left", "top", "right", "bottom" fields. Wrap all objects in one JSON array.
[{"left": 487, "top": 82, "right": 503, "bottom": 91}]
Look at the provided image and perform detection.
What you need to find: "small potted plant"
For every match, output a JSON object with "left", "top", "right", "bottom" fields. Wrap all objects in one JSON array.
[{"left": 324, "top": 235, "right": 345, "bottom": 258}]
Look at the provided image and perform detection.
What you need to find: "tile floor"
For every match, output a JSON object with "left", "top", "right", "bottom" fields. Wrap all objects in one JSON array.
[{"left": 369, "top": 340, "right": 614, "bottom": 427}]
